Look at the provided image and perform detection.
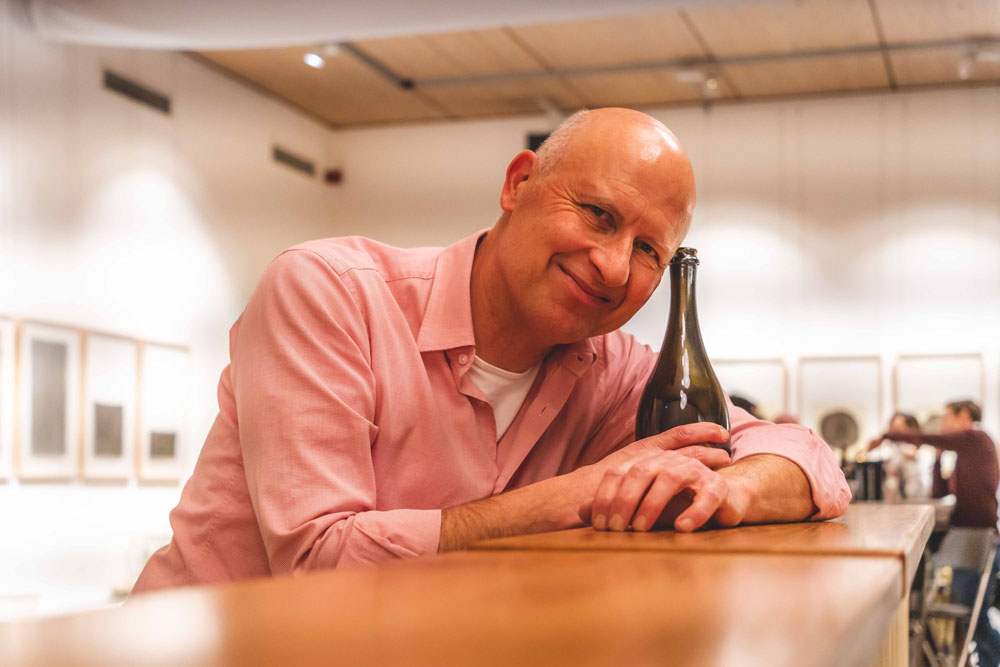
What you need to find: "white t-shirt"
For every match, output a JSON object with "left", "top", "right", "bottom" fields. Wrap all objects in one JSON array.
[{"left": 466, "top": 355, "right": 541, "bottom": 440}]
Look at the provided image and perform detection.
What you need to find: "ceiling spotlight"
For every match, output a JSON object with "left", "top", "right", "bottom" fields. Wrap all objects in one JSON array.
[
  {"left": 304, "top": 51, "right": 325, "bottom": 69},
  {"left": 704, "top": 76, "right": 719, "bottom": 92},
  {"left": 958, "top": 49, "right": 975, "bottom": 80}
]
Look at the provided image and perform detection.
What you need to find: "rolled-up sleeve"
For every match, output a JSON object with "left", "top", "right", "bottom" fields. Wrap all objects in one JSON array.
[
  {"left": 729, "top": 401, "right": 851, "bottom": 520},
  {"left": 231, "top": 249, "right": 441, "bottom": 574}
]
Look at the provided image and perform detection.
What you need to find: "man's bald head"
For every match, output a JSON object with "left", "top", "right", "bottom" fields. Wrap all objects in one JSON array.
[{"left": 533, "top": 108, "right": 696, "bottom": 229}]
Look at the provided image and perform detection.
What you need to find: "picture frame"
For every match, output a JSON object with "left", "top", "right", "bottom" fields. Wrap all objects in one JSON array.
[
  {"left": 17, "top": 323, "right": 82, "bottom": 480},
  {"left": 0, "top": 317, "right": 15, "bottom": 480},
  {"left": 82, "top": 333, "right": 138, "bottom": 481},
  {"left": 798, "top": 356, "right": 882, "bottom": 454},
  {"left": 713, "top": 358, "right": 788, "bottom": 422},
  {"left": 894, "top": 353, "right": 984, "bottom": 429},
  {"left": 138, "top": 342, "right": 190, "bottom": 483}
]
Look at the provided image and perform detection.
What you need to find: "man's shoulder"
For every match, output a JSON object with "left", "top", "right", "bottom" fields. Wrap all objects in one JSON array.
[
  {"left": 969, "top": 429, "right": 998, "bottom": 448},
  {"left": 585, "top": 329, "right": 656, "bottom": 376},
  {"left": 283, "top": 236, "right": 443, "bottom": 281}
]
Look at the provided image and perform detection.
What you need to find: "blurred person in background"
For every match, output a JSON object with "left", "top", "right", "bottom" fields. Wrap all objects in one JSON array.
[
  {"left": 886, "top": 401, "right": 998, "bottom": 529},
  {"left": 867, "top": 412, "right": 926, "bottom": 499},
  {"left": 886, "top": 400, "right": 1000, "bottom": 666},
  {"left": 729, "top": 395, "right": 761, "bottom": 420}
]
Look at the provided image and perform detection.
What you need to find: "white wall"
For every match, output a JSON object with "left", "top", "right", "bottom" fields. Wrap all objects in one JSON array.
[
  {"left": 0, "top": 0, "right": 338, "bottom": 617},
  {"left": 328, "top": 87, "right": 1000, "bottom": 438}
]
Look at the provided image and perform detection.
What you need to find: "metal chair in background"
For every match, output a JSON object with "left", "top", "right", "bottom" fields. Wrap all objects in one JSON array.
[{"left": 922, "top": 528, "right": 998, "bottom": 667}]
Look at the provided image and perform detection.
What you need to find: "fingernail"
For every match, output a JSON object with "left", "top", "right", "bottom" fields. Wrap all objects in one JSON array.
[
  {"left": 608, "top": 514, "right": 625, "bottom": 531},
  {"left": 593, "top": 514, "right": 607, "bottom": 530},
  {"left": 632, "top": 516, "right": 648, "bottom": 531}
]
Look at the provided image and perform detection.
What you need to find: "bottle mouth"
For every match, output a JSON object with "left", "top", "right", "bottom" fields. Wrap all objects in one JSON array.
[{"left": 670, "top": 247, "right": 699, "bottom": 265}]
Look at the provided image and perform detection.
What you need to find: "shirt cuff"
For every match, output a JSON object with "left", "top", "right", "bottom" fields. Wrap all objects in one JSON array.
[{"left": 732, "top": 424, "right": 852, "bottom": 521}]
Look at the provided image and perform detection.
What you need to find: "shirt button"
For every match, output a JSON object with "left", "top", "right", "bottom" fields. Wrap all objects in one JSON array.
[{"left": 459, "top": 354, "right": 469, "bottom": 364}]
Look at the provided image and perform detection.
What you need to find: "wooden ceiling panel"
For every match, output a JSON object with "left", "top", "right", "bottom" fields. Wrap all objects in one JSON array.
[
  {"left": 891, "top": 47, "right": 1000, "bottom": 86},
  {"left": 421, "top": 78, "right": 584, "bottom": 118},
  {"left": 509, "top": 12, "right": 705, "bottom": 69},
  {"left": 567, "top": 69, "right": 735, "bottom": 108},
  {"left": 198, "top": 47, "right": 446, "bottom": 126},
  {"left": 723, "top": 54, "right": 890, "bottom": 97},
  {"left": 354, "top": 29, "right": 543, "bottom": 79},
  {"left": 684, "top": 0, "right": 879, "bottom": 56},
  {"left": 875, "top": 0, "right": 1000, "bottom": 43}
]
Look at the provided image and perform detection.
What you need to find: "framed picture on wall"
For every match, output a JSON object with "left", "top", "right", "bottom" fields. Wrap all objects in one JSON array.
[
  {"left": 82, "top": 333, "right": 138, "bottom": 481},
  {"left": 798, "top": 356, "right": 882, "bottom": 455},
  {"left": 894, "top": 353, "right": 984, "bottom": 431},
  {"left": 0, "top": 317, "right": 15, "bottom": 480},
  {"left": 138, "top": 343, "right": 190, "bottom": 483},
  {"left": 713, "top": 358, "right": 788, "bottom": 422},
  {"left": 17, "top": 323, "right": 82, "bottom": 480}
]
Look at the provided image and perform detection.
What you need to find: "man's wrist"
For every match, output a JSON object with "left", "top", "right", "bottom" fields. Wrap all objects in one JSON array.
[
  {"left": 716, "top": 464, "right": 756, "bottom": 526},
  {"left": 438, "top": 472, "right": 590, "bottom": 553},
  {"left": 717, "top": 454, "right": 813, "bottom": 524}
]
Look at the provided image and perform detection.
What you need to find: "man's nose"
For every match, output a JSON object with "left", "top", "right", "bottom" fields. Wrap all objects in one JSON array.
[{"left": 591, "top": 236, "right": 631, "bottom": 288}]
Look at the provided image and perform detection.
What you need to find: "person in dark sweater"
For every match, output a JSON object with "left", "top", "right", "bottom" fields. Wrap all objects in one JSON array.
[
  {"left": 887, "top": 400, "right": 998, "bottom": 530},
  {"left": 887, "top": 400, "right": 1000, "bottom": 666}
]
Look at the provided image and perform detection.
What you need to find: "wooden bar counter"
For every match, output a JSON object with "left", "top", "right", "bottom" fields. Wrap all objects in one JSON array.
[{"left": 1, "top": 505, "right": 932, "bottom": 667}]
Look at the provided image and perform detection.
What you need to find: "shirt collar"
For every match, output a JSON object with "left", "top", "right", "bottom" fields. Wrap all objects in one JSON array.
[
  {"left": 416, "top": 227, "right": 600, "bottom": 375},
  {"left": 416, "top": 229, "right": 487, "bottom": 353}
]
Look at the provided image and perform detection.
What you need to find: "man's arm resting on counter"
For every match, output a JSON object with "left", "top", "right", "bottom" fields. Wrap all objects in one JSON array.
[
  {"left": 439, "top": 451, "right": 815, "bottom": 551},
  {"left": 439, "top": 473, "right": 587, "bottom": 552}
]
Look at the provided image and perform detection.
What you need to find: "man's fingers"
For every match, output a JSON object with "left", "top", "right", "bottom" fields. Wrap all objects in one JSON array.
[
  {"left": 674, "top": 475, "right": 729, "bottom": 532},
  {"left": 630, "top": 465, "right": 699, "bottom": 532},
  {"left": 590, "top": 465, "right": 632, "bottom": 531},
  {"left": 643, "top": 422, "right": 730, "bottom": 452},
  {"left": 605, "top": 462, "right": 663, "bottom": 531},
  {"left": 675, "top": 445, "right": 731, "bottom": 469}
]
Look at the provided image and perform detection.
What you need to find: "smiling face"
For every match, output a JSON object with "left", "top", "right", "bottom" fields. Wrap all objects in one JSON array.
[{"left": 487, "top": 110, "right": 695, "bottom": 349}]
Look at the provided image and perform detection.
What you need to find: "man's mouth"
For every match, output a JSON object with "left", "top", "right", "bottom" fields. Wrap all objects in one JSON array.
[{"left": 559, "top": 266, "right": 613, "bottom": 304}]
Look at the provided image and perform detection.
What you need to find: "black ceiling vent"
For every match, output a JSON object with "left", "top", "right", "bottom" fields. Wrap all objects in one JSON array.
[
  {"left": 103, "top": 70, "right": 170, "bottom": 114},
  {"left": 527, "top": 132, "right": 551, "bottom": 152},
  {"left": 272, "top": 146, "right": 316, "bottom": 177}
]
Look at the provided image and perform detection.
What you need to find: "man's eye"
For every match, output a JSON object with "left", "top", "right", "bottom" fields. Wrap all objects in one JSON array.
[
  {"left": 585, "top": 205, "right": 608, "bottom": 218},
  {"left": 635, "top": 240, "right": 659, "bottom": 260}
]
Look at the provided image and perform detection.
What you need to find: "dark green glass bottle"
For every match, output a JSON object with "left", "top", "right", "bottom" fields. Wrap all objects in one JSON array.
[{"left": 635, "top": 247, "right": 730, "bottom": 452}]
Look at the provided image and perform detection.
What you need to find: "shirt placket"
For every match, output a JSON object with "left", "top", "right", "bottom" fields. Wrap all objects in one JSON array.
[{"left": 446, "top": 346, "right": 500, "bottom": 458}]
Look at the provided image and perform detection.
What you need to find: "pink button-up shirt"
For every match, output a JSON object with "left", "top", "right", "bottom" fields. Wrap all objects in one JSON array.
[{"left": 133, "top": 231, "right": 850, "bottom": 593}]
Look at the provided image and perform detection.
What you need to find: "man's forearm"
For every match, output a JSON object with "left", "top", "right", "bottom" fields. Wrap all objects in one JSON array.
[
  {"left": 718, "top": 454, "right": 814, "bottom": 525},
  {"left": 438, "top": 470, "right": 594, "bottom": 552}
]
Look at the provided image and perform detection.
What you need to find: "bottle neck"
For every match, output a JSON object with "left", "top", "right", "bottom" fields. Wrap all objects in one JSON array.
[{"left": 667, "top": 261, "right": 702, "bottom": 344}]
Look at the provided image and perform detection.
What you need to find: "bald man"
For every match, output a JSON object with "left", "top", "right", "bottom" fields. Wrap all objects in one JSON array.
[{"left": 133, "top": 109, "right": 850, "bottom": 592}]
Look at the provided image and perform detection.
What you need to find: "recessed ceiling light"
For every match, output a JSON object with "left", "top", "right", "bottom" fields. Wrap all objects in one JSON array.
[
  {"left": 958, "top": 49, "right": 974, "bottom": 80},
  {"left": 304, "top": 51, "right": 325, "bottom": 69},
  {"left": 704, "top": 76, "right": 719, "bottom": 91}
]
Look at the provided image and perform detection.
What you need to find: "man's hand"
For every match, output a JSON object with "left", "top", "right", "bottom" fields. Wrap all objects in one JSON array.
[
  {"left": 584, "top": 448, "right": 746, "bottom": 533},
  {"left": 575, "top": 422, "right": 744, "bottom": 533}
]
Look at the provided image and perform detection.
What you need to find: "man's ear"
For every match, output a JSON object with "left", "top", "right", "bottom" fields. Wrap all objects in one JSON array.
[{"left": 500, "top": 150, "right": 539, "bottom": 213}]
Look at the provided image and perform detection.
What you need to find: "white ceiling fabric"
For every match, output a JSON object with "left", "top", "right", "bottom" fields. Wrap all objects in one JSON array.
[{"left": 19, "top": 0, "right": 753, "bottom": 50}]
